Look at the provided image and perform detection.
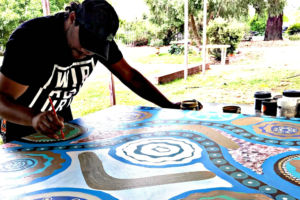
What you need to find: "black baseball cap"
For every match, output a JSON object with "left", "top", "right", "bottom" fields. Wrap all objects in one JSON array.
[{"left": 76, "top": 0, "right": 119, "bottom": 60}]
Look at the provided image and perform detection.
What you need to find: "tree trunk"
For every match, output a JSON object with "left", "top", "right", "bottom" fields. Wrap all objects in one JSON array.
[
  {"left": 264, "top": 13, "right": 283, "bottom": 41},
  {"left": 189, "top": 14, "right": 202, "bottom": 48}
]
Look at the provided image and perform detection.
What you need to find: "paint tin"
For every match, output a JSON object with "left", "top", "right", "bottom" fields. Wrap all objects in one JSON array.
[
  {"left": 277, "top": 98, "right": 298, "bottom": 118},
  {"left": 261, "top": 100, "right": 277, "bottom": 116},
  {"left": 180, "top": 100, "right": 202, "bottom": 111},
  {"left": 254, "top": 91, "right": 272, "bottom": 111},
  {"left": 222, "top": 106, "right": 241, "bottom": 114}
]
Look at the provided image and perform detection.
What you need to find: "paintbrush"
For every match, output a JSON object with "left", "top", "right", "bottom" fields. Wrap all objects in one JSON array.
[{"left": 48, "top": 96, "right": 65, "bottom": 140}]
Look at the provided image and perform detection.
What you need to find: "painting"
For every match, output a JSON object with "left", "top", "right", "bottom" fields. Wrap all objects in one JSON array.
[{"left": 1, "top": 105, "right": 300, "bottom": 200}]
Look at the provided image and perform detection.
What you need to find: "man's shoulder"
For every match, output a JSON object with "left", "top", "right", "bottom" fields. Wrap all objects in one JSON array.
[{"left": 10, "top": 13, "right": 65, "bottom": 42}]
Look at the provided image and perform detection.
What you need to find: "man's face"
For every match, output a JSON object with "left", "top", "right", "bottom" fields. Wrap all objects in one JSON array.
[{"left": 66, "top": 22, "right": 94, "bottom": 60}]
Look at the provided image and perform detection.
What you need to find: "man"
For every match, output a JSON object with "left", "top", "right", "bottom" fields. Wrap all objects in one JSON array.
[{"left": 0, "top": 0, "right": 191, "bottom": 143}]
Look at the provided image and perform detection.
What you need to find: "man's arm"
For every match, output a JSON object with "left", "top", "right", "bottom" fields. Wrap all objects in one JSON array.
[
  {"left": 0, "top": 73, "right": 63, "bottom": 139},
  {"left": 107, "top": 58, "right": 180, "bottom": 109}
]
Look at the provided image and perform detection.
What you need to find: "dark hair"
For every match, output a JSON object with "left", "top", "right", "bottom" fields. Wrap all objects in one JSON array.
[{"left": 64, "top": 1, "right": 81, "bottom": 23}]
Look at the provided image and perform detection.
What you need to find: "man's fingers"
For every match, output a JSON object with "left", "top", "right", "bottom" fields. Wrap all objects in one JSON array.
[
  {"left": 39, "top": 122, "right": 56, "bottom": 135},
  {"left": 41, "top": 117, "right": 61, "bottom": 132},
  {"left": 46, "top": 134, "right": 59, "bottom": 140},
  {"left": 47, "top": 112, "right": 64, "bottom": 128}
]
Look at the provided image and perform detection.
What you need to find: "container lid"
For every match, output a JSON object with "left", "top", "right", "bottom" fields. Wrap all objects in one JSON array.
[
  {"left": 262, "top": 100, "right": 277, "bottom": 106},
  {"left": 283, "top": 89, "right": 300, "bottom": 98},
  {"left": 254, "top": 91, "right": 271, "bottom": 98}
]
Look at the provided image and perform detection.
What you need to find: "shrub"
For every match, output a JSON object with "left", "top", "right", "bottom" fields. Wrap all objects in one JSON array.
[
  {"left": 286, "top": 23, "right": 300, "bottom": 35},
  {"left": 207, "top": 18, "right": 245, "bottom": 55},
  {"left": 168, "top": 44, "right": 184, "bottom": 55},
  {"left": 249, "top": 13, "right": 268, "bottom": 36},
  {"left": 149, "top": 39, "right": 164, "bottom": 47},
  {"left": 289, "top": 35, "right": 300, "bottom": 41}
]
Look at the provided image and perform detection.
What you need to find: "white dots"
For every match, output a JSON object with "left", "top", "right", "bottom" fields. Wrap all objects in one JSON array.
[
  {"left": 265, "top": 188, "right": 271, "bottom": 191},
  {"left": 248, "top": 181, "right": 253, "bottom": 184},
  {"left": 283, "top": 198, "right": 288, "bottom": 200},
  {"left": 226, "top": 167, "right": 230, "bottom": 169},
  {"left": 213, "top": 154, "right": 217, "bottom": 156},
  {"left": 217, "top": 161, "right": 221, "bottom": 163},
  {"left": 237, "top": 174, "right": 242, "bottom": 177}
]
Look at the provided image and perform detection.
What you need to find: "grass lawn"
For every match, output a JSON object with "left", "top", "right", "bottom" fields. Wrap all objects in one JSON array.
[
  {"left": 132, "top": 53, "right": 202, "bottom": 64},
  {"left": 71, "top": 66, "right": 300, "bottom": 119}
]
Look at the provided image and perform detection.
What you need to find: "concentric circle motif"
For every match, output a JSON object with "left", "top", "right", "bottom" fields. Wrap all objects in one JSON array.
[
  {"left": 253, "top": 121, "right": 300, "bottom": 139},
  {"left": 114, "top": 137, "right": 202, "bottom": 166},
  {"left": 186, "top": 111, "right": 238, "bottom": 121},
  {"left": 242, "top": 179, "right": 261, "bottom": 187},
  {"left": 0, "top": 158, "right": 36, "bottom": 172},
  {"left": 106, "top": 111, "right": 153, "bottom": 122},
  {"left": 271, "top": 126, "right": 298, "bottom": 134},
  {"left": 18, "top": 192, "right": 102, "bottom": 200},
  {"left": 20, "top": 123, "right": 88, "bottom": 143},
  {"left": 158, "top": 110, "right": 185, "bottom": 120},
  {"left": 275, "top": 154, "right": 300, "bottom": 186}
]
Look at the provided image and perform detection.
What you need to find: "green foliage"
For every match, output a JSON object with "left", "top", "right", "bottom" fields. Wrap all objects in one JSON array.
[
  {"left": 207, "top": 18, "right": 245, "bottom": 55},
  {"left": 117, "top": 17, "right": 159, "bottom": 46},
  {"left": 0, "top": 0, "right": 43, "bottom": 47},
  {"left": 168, "top": 44, "right": 184, "bottom": 55},
  {"left": 149, "top": 39, "right": 163, "bottom": 47},
  {"left": 289, "top": 34, "right": 300, "bottom": 41},
  {"left": 249, "top": 13, "right": 268, "bottom": 35},
  {"left": 0, "top": 0, "right": 78, "bottom": 48},
  {"left": 287, "top": 23, "right": 300, "bottom": 35},
  {"left": 283, "top": 14, "right": 289, "bottom": 22}
]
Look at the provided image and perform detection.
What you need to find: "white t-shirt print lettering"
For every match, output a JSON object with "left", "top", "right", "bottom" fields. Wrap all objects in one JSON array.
[{"left": 29, "top": 58, "right": 95, "bottom": 112}]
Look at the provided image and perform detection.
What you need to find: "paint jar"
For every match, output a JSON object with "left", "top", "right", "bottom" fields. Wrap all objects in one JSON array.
[
  {"left": 254, "top": 91, "right": 272, "bottom": 111},
  {"left": 261, "top": 100, "right": 277, "bottom": 116},
  {"left": 277, "top": 98, "right": 298, "bottom": 118},
  {"left": 223, "top": 106, "right": 241, "bottom": 114},
  {"left": 283, "top": 90, "right": 300, "bottom": 117},
  {"left": 181, "top": 100, "right": 202, "bottom": 111}
]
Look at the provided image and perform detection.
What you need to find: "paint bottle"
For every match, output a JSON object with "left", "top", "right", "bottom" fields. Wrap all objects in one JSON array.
[
  {"left": 261, "top": 100, "right": 277, "bottom": 116},
  {"left": 277, "top": 98, "right": 298, "bottom": 118},
  {"left": 254, "top": 91, "right": 272, "bottom": 111},
  {"left": 283, "top": 90, "right": 300, "bottom": 117}
]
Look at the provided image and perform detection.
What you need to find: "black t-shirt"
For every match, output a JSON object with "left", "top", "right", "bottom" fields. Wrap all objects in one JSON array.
[{"left": 0, "top": 12, "right": 123, "bottom": 142}]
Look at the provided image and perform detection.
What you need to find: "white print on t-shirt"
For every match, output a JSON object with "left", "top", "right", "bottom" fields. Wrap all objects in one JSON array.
[{"left": 28, "top": 58, "right": 95, "bottom": 112}]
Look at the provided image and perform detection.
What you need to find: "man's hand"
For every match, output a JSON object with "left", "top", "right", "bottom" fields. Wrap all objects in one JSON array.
[{"left": 32, "top": 111, "right": 64, "bottom": 139}]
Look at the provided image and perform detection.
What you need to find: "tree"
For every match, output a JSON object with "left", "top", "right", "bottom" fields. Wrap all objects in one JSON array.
[
  {"left": 0, "top": 0, "right": 77, "bottom": 48},
  {"left": 251, "top": 0, "right": 287, "bottom": 41},
  {"left": 0, "top": 0, "right": 43, "bottom": 48}
]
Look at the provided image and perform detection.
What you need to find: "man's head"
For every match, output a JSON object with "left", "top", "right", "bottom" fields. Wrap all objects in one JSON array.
[{"left": 64, "top": 0, "right": 119, "bottom": 60}]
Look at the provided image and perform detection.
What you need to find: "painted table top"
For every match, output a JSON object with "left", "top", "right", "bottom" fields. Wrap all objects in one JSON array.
[{"left": 1, "top": 105, "right": 300, "bottom": 200}]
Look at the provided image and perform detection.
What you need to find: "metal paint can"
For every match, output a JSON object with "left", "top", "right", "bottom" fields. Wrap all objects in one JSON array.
[
  {"left": 222, "top": 106, "right": 241, "bottom": 114},
  {"left": 181, "top": 100, "right": 202, "bottom": 111}
]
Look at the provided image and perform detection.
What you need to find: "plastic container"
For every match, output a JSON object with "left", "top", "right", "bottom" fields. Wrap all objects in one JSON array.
[
  {"left": 254, "top": 91, "right": 272, "bottom": 111},
  {"left": 283, "top": 89, "right": 300, "bottom": 99},
  {"left": 277, "top": 98, "right": 298, "bottom": 118},
  {"left": 283, "top": 90, "right": 300, "bottom": 117},
  {"left": 262, "top": 100, "right": 277, "bottom": 116}
]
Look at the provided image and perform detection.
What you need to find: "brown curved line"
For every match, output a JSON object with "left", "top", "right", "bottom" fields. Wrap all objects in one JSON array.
[{"left": 78, "top": 152, "right": 216, "bottom": 190}]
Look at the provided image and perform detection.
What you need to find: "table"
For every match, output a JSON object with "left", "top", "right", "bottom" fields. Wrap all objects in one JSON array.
[{"left": 1, "top": 105, "right": 300, "bottom": 200}]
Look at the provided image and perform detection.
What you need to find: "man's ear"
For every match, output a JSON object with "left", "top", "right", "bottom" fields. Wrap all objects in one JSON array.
[{"left": 69, "top": 11, "right": 76, "bottom": 24}]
